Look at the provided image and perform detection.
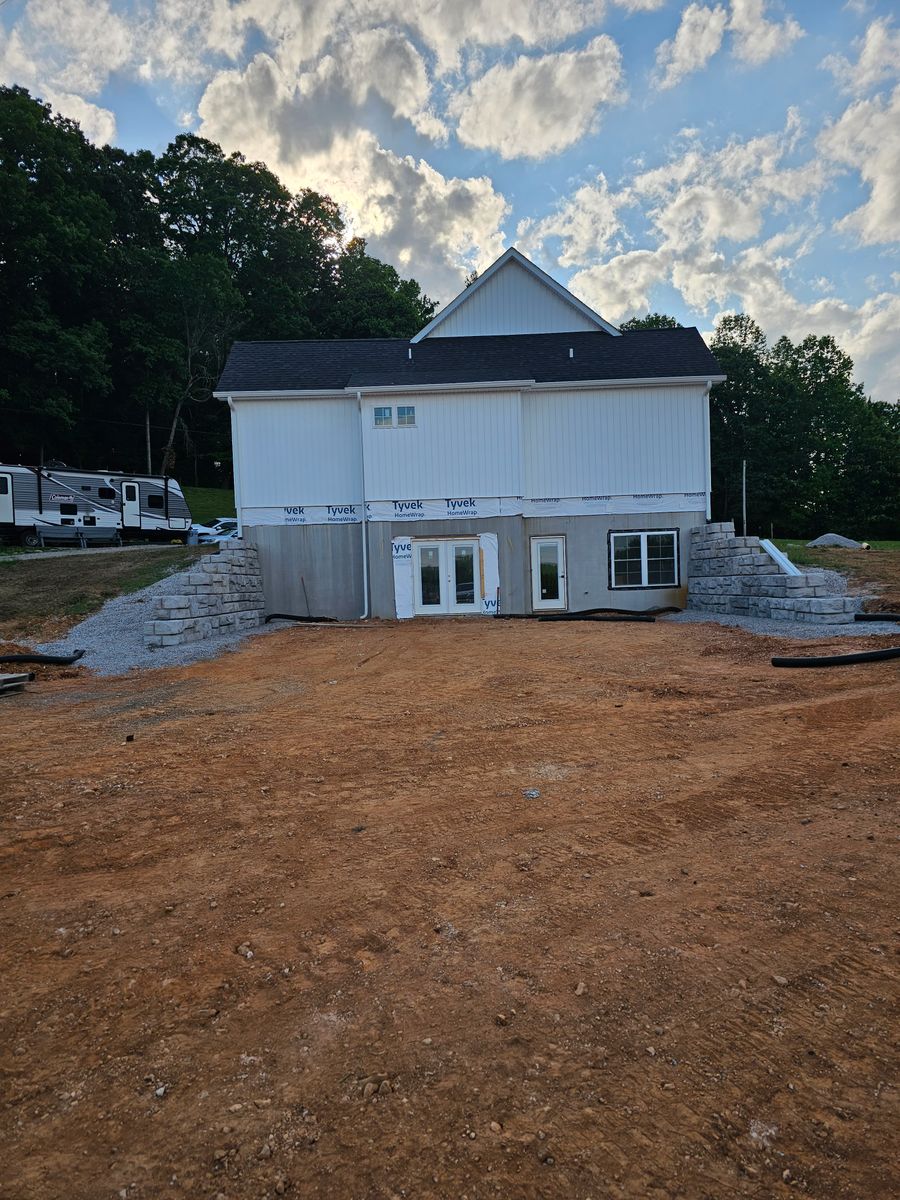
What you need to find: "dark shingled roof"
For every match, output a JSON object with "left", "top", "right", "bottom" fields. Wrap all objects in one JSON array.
[{"left": 216, "top": 328, "right": 724, "bottom": 394}]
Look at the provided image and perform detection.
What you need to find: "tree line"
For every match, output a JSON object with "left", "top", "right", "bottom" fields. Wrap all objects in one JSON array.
[
  {"left": 2, "top": 86, "right": 897, "bottom": 534},
  {"left": 0, "top": 87, "right": 435, "bottom": 482},
  {"left": 621, "top": 315, "right": 899, "bottom": 538}
]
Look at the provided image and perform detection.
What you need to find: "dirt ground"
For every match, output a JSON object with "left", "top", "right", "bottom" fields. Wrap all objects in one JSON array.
[{"left": 2, "top": 619, "right": 898, "bottom": 1200}]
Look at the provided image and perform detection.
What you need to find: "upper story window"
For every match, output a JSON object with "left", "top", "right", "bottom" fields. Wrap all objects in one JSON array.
[
  {"left": 610, "top": 530, "right": 678, "bottom": 588},
  {"left": 374, "top": 405, "right": 416, "bottom": 427}
]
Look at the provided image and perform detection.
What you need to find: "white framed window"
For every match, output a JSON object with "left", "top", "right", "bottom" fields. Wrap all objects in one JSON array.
[
  {"left": 397, "top": 405, "right": 416, "bottom": 426},
  {"left": 609, "top": 529, "right": 679, "bottom": 589},
  {"left": 374, "top": 405, "right": 393, "bottom": 427}
]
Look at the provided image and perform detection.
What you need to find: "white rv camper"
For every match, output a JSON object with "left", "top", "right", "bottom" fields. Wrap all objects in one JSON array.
[{"left": 0, "top": 464, "right": 192, "bottom": 547}]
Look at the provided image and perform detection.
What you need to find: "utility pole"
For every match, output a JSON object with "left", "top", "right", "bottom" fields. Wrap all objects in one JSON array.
[
  {"left": 145, "top": 406, "right": 152, "bottom": 475},
  {"left": 742, "top": 459, "right": 747, "bottom": 537}
]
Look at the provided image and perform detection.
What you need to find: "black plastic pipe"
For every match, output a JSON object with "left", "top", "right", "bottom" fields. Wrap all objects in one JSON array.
[
  {"left": 772, "top": 646, "right": 900, "bottom": 668},
  {"left": 264, "top": 613, "right": 337, "bottom": 624},
  {"left": 0, "top": 650, "right": 85, "bottom": 665},
  {"left": 538, "top": 613, "right": 655, "bottom": 623},
  {"left": 855, "top": 611, "right": 900, "bottom": 622}
]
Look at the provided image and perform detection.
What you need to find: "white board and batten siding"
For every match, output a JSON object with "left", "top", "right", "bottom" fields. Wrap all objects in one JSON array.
[
  {"left": 362, "top": 390, "right": 521, "bottom": 501},
  {"left": 233, "top": 383, "right": 709, "bottom": 521},
  {"left": 424, "top": 258, "right": 600, "bottom": 338},
  {"left": 523, "top": 384, "right": 708, "bottom": 498},
  {"left": 232, "top": 396, "right": 361, "bottom": 508}
]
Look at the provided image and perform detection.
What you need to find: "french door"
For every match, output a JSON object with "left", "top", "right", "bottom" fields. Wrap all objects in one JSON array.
[
  {"left": 413, "top": 540, "right": 481, "bottom": 615},
  {"left": 531, "top": 536, "right": 567, "bottom": 611}
]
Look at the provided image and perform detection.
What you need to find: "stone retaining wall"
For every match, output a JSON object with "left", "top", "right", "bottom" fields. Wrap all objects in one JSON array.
[
  {"left": 688, "top": 522, "right": 860, "bottom": 624},
  {"left": 143, "top": 542, "right": 265, "bottom": 648}
]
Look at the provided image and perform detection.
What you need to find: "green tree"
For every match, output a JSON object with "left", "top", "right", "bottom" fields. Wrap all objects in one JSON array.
[
  {"left": 619, "top": 312, "right": 682, "bottom": 330},
  {"left": 327, "top": 238, "right": 435, "bottom": 338}
]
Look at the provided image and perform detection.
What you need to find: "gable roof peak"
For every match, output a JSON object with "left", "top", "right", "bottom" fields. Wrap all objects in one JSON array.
[{"left": 411, "top": 246, "right": 621, "bottom": 342}]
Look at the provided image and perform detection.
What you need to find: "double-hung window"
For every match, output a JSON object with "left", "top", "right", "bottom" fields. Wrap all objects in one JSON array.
[
  {"left": 374, "top": 404, "right": 416, "bottom": 427},
  {"left": 610, "top": 530, "right": 679, "bottom": 588}
]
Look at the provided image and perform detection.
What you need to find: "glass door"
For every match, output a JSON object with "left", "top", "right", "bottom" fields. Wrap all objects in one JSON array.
[
  {"left": 531, "top": 536, "right": 567, "bottom": 611},
  {"left": 413, "top": 540, "right": 482, "bottom": 614},
  {"left": 414, "top": 543, "right": 443, "bottom": 611}
]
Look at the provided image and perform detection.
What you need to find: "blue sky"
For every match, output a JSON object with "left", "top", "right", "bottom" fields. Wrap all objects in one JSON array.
[{"left": 2, "top": 0, "right": 899, "bottom": 400}]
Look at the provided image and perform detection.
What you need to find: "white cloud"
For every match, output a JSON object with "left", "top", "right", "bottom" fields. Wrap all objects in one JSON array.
[
  {"left": 728, "top": 0, "right": 803, "bottom": 66},
  {"left": 449, "top": 35, "right": 626, "bottom": 160},
  {"left": 655, "top": 4, "right": 728, "bottom": 90},
  {"left": 818, "top": 84, "right": 900, "bottom": 247},
  {"left": 518, "top": 173, "right": 631, "bottom": 264},
  {"left": 197, "top": 53, "right": 509, "bottom": 300},
  {"left": 822, "top": 17, "right": 900, "bottom": 94},
  {"left": 0, "top": 18, "right": 118, "bottom": 143}
]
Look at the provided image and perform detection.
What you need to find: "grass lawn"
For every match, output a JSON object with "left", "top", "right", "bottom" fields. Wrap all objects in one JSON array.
[
  {"left": 775, "top": 538, "right": 900, "bottom": 610},
  {"left": 0, "top": 546, "right": 212, "bottom": 642},
  {"left": 182, "top": 485, "right": 235, "bottom": 526}
]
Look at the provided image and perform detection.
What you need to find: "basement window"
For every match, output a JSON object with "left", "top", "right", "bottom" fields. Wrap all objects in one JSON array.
[
  {"left": 374, "top": 406, "right": 393, "bottom": 427},
  {"left": 610, "top": 530, "right": 678, "bottom": 588},
  {"left": 397, "top": 405, "right": 416, "bottom": 426}
]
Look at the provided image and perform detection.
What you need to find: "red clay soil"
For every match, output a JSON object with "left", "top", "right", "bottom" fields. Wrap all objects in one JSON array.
[{"left": 1, "top": 619, "right": 898, "bottom": 1200}]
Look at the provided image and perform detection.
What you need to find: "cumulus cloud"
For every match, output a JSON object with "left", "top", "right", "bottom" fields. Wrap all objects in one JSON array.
[
  {"left": 197, "top": 53, "right": 509, "bottom": 299},
  {"left": 448, "top": 36, "right": 626, "bottom": 160},
  {"left": 654, "top": 3, "right": 728, "bottom": 90},
  {"left": 822, "top": 17, "right": 900, "bottom": 93},
  {"left": 728, "top": 0, "right": 803, "bottom": 66},
  {"left": 517, "top": 173, "right": 631, "bottom": 264},
  {"left": 0, "top": 16, "right": 118, "bottom": 143},
  {"left": 818, "top": 84, "right": 900, "bottom": 247}
]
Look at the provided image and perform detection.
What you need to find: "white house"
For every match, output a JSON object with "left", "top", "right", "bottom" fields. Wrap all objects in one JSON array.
[{"left": 214, "top": 248, "right": 725, "bottom": 619}]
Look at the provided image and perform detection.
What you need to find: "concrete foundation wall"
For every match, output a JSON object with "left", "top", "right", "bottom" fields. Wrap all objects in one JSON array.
[
  {"left": 246, "top": 523, "right": 364, "bottom": 620},
  {"left": 245, "top": 510, "right": 702, "bottom": 619}
]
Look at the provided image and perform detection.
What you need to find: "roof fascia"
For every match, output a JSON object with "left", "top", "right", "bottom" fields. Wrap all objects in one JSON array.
[
  {"left": 216, "top": 374, "right": 725, "bottom": 401},
  {"left": 410, "top": 247, "right": 621, "bottom": 343}
]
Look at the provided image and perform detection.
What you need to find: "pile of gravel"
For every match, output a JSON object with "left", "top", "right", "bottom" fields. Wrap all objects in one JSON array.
[
  {"left": 664, "top": 610, "right": 899, "bottom": 639},
  {"left": 36, "top": 565, "right": 290, "bottom": 676}
]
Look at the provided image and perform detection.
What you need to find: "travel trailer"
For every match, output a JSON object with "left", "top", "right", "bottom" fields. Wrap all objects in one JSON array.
[{"left": 0, "top": 464, "right": 192, "bottom": 546}]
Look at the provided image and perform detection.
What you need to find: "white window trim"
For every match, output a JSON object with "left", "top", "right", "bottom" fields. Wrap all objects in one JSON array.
[
  {"left": 373, "top": 404, "right": 416, "bottom": 428},
  {"left": 609, "top": 529, "right": 679, "bottom": 590}
]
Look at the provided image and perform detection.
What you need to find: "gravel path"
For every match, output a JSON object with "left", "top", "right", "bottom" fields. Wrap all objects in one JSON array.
[
  {"left": 663, "top": 610, "right": 899, "bottom": 638},
  {"left": 35, "top": 566, "right": 289, "bottom": 675}
]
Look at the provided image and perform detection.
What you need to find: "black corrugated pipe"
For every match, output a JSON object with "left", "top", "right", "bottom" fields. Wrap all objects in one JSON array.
[
  {"left": 772, "top": 646, "right": 900, "bottom": 668},
  {"left": 0, "top": 650, "right": 85, "bottom": 665},
  {"left": 264, "top": 613, "right": 337, "bottom": 624},
  {"left": 855, "top": 612, "right": 900, "bottom": 622}
]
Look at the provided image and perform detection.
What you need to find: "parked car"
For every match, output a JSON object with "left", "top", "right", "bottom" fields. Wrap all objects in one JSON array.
[{"left": 188, "top": 517, "right": 238, "bottom": 544}]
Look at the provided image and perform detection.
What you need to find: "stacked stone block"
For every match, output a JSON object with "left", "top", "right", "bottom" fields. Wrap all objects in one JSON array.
[
  {"left": 143, "top": 542, "right": 265, "bottom": 648},
  {"left": 688, "top": 522, "right": 860, "bottom": 624}
]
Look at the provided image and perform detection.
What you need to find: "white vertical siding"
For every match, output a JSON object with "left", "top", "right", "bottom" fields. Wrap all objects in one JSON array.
[
  {"left": 233, "top": 397, "right": 361, "bottom": 506},
  {"left": 362, "top": 391, "right": 522, "bottom": 500},
  {"left": 428, "top": 259, "right": 600, "bottom": 338},
  {"left": 523, "top": 385, "right": 708, "bottom": 497}
]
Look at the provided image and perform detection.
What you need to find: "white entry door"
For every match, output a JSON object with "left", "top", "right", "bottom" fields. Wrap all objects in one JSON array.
[
  {"left": 0, "top": 473, "right": 12, "bottom": 525},
  {"left": 413, "top": 540, "right": 481, "bottom": 615},
  {"left": 121, "top": 481, "right": 141, "bottom": 528},
  {"left": 531, "top": 536, "right": 567, "bottom": 611}
]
